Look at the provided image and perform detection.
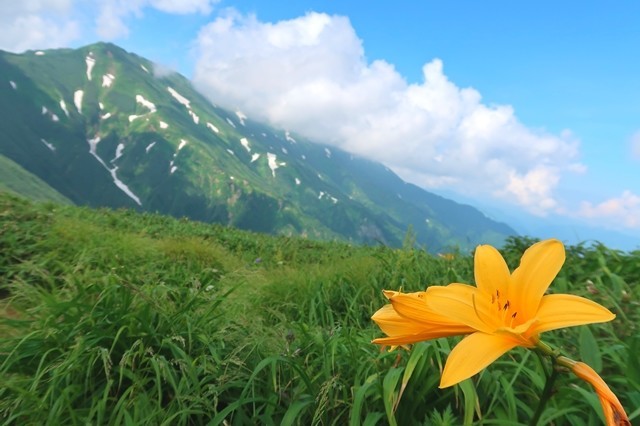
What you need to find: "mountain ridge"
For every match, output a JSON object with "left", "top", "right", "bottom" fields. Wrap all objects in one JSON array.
[{"left": 0, "top": 42, "right": 516, "bottom": 251}]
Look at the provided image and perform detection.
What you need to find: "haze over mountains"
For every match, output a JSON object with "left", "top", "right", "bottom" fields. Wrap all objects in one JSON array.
[{"left": 0, "top": 42, "right": 516, "bottom": 252}]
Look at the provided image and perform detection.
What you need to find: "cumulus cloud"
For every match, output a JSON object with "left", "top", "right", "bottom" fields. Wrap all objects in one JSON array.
[
  {"left": 0, "top": 0, "right": 80, "bottom": 52},
  {"left": 578, "top": 191, "right": 640, "bottom": 229},
  {"left": 96, "top": 0, "right": 219, "bottom": 39},
  {"left": 0, "top": 0, "right": 220, "bottom": 51},
  {"left": 192, "top": 11, "right": 583, "bottom": 215}
]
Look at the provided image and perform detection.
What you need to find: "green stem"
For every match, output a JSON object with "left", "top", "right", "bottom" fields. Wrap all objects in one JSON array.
[
  {"left": 528, "top": 341, "right": 577, "bottom": 426},
  {"left": 529, "top": 358, "right": 560, "bottom": 426}
]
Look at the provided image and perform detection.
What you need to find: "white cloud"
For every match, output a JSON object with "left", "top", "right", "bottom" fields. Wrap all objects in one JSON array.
[
  {"left": 630, "top": 130, "right": 640, "bottom": 160},
  {"left": 192, "top": 11, "right": 583, "bottom": 215},
  {"left": 0, "top": 0, "right": 220, "bottom": 49},
  {"left": 0, "top": 0, "right": 80, "bottom": 52},
  {"left": 148, "top": 0, "right": 216, "bottom": 14},
  {"left": 96, "top": 0, "right": 219, "bottom": 39},
  {"left": 578, "top": 191, "right": 640, "bottom": 229}
]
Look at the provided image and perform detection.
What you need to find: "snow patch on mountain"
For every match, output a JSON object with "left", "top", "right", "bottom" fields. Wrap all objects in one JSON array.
[
  {"left": 240, "top": 138, "right": 251, "bottom": 152},
  {"left": 145, "top": 141, "right": 156, "bottom": 153},
  {"left": 178, "top": 139, "right": 188, "bottom": 151},
  {"left": 318, "top": 191, "right": 338, "bottom": 204},
  {"left": 35, "top": 51, "right": 45, "bottom": 56},
  {"left": 267, "top": 153, "right": 286, "bottom": 177},
  {"left": 129, "top": 115, "right": 139, "bottom": 122},
  {"left": 85, "top": 56, "right": 95, "bottom": 81},
  {"left": 136, "top": 95, "right": 156, "bottom": 112},
  {"left": 101, "top": 112, "right": 112, "bottom": 120},
  {"left": 110, "top": 167, "right": 142, "bottom": 205},
  {"left": 9, "top": 81, "right": 16, "bottom": 90},
  {"left": 41, "top": 106, "right": 47, "bottom": 114},
  {"left": 167, "top": 87, "right": 191, "bottom": 108},
  {"left": 60, "top": 99, "right": 69, "bottom": 117},
  {"left": 87, "top": 135, "right": 142, "bottom": 205},
  {"left": 281, "top": 147, "right": 288, "bottom": 154},
  {"left": 102, "top": 74, "right": 115, "bottom": 88},
  {"left": 51, "top": 114, "right": 59, "bottom": 122},
  {"left": 74, "top": 90, "right": 84, "bottom": 114},
  {"left": 225, "top": 118, "right": 236, "bottom": 128},
  {"left": 170, "top": 165, "right": 178, "bottom": 174},
  {"left": 295, "top": 178, "right": 301, "bottom": 185},
  {"left": 251, "top": 153, "right": 260, "bottom": 163},
  {"left": 141, "top": 64, "right": 149, "bottom": 73},
  {"left": 235, "top": 110, "right": 247, "bottom": 126},
  {"left": 188, "top": 110, "right": 199, "bottom": 124},
  {"left": 285, "top": 131, "right": 296, "bottom": 143},
  {"left": 41, "top": 139, "right": 55, "bottom": 151},
  {"left": 325, "top": 148, "right": 332, "bottom": 158},
  {"left": 207, "top": 122, "right": 219, "bottom": 133},
  {"left": 113, "top": 143, "right": 125, "bottom": 162},
  {"left": 227, "top": 149, "right": 235, "bottom": 156},
  {"left": 159, "top": 121, "right": 169, "bottom": 129},
  {"left": 88, "top": 136, "right": 102, "bottom": 160}
]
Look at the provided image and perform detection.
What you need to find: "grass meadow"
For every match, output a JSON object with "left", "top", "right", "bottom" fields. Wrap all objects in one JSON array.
[{"left": 1, "top": 192, "right": 639, "bottom": 425}]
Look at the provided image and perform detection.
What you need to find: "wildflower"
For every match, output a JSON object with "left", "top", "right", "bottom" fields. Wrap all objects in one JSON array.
[
  {"left": 438, "top": 253, "right": 455, "bottom": 261},
  {"left": 569, "top": 361, "right": 630, "bottom": 425},
  {"left": 371, "top": 290, "right": 474, "bottom": 347},
  {"left": 378, "top": 239, "right": 616, "bottom": 388}
]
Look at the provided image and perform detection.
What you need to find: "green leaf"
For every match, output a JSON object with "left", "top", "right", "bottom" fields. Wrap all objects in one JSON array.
[
  {"left": 458, "top": 379, "right": 479, "bottom": 426},
  {"left": 396, "top": 342, "right": 430, "bottom": 411},
  {"left": 281, "top": 395, "right": 314, "bottom": 426},
  {"left": 579, "top": 326, "right": 602, "bottom": 372},
  {"left": 382, "top": 367, "right": 403, "bottom": 426},
  {"left": 350, "top": 373, "right": 379, "bottom": 426}
]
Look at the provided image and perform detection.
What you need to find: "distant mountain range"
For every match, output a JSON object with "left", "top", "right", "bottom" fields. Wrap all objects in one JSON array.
[{"left": 0, "top": 42, "right": 516, "bottom": 252}]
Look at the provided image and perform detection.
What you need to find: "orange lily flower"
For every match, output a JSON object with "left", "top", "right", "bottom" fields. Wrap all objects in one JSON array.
[
  {"left": 570, "top": 361, "right": 630, "bottom": 426},
  {"left": 379, "top": 239, "right": 616, "bottom": 388},
  {"left": 371, "top": 290, "right": 474, "bottom": 346}
]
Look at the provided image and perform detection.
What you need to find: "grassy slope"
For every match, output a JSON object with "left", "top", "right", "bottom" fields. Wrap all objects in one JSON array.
[
  {"left": 0, "top": 191, "right": 638, "bottom": 425},
  {"left": 0, "top": 154, "right": 72, "bottom": 204}
]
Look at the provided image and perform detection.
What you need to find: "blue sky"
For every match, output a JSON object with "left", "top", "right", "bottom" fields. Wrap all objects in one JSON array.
[{"left": 2, "top": 1, "right": 639, "bottom": 249}]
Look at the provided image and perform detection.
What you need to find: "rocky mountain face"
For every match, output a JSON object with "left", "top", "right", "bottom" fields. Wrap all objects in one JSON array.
[{"left": 0, "top": 42, "right": 515, "bottom": 251}]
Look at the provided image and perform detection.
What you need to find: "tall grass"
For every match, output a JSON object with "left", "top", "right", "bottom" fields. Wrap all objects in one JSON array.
[{"left": 1, "top": 192, "right": 639, "bottom": 425}]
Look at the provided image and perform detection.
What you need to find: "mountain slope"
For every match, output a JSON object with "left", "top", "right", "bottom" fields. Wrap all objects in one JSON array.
[
  {"left": 0, "top": 154, "right": 71, "bottom": 204},
  {"left": 0, "top": 42, "right": 515, "bottom": 251}
]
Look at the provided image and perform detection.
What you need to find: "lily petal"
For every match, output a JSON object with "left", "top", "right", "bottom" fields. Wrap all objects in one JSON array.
[
  {"left": 531, "top": 294, "right": 615, "bottom": 335},
  {"left": 372, "top": 304, "right": 426, "bottom": 336},
  {"left": 426, "top": 284, "right": 498, "bottom": 333},
  {"left": 387, "top": 290, "right": 471, "bottom": 326},
  {"left": 439, "top": 332, "right": 520, "bottom": 388},
  {"left": 372, "top": 323, "right": 475, "bottom": 346},
  {"left": 511, "top": 239, "right": 565, "bottom": 318},
  {"left": 571, "top": 361, "right": 630, "bottom": 425},
  {"left": 474, "top": 244, "right": 510, "bottom": 299}
]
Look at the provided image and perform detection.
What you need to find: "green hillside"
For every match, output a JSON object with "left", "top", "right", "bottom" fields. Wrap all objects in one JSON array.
[
  {"left": 0, "top": 42, "right": 515, "bottom": 252},
  {"left": 0, "top": 154, "right": 72, "bottom": 204},
  {"left": 1, "top": 192, "right": 638, "bottom": 424}
]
